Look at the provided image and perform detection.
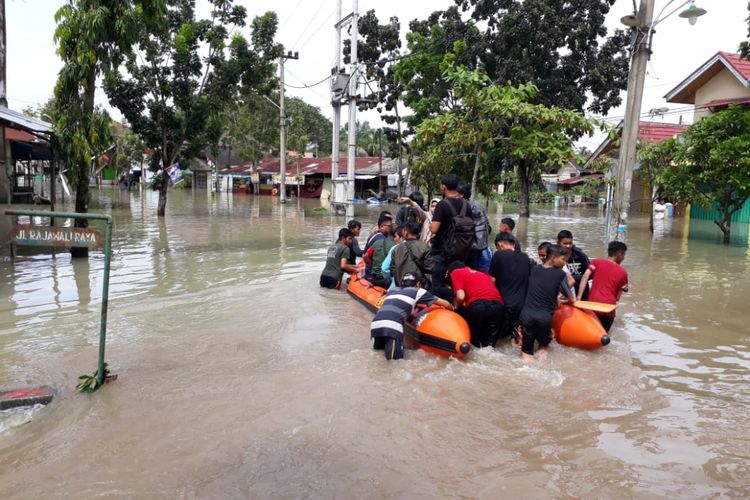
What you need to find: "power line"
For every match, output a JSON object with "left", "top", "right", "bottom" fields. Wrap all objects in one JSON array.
[
  {"left": 295, "top": 9, "right": 335, "bottom": 53},
  {"left": 284, "top": 74, "right": 329, "bottom": 89},
  {"left": 290, "top": 0, "right": 331, "bottom": 50},
  {"left": 278, "top": 0, "right": 306, "bottom": 32}
]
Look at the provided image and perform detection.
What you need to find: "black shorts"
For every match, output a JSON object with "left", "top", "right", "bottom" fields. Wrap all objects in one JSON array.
[
  {"left": 597, "top": 314, "right": 615, "bottom": 333},
  {"left": 319, "top": 275, "right": 341, "bottom": 289},
  {"left": 520, "top": 314, "right": 553, "bottom": 355}
]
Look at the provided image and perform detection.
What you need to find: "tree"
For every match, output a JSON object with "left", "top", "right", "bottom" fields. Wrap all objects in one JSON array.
[
  {"left": 221, "top": 94, "right": 278, "bottom": 167},
  {"left": 739, "top": 1, "right": 750, "bottom": 59},
  {"left": 662, "top": 105, "right": 750, "bottom": 244},
  {"left": 105, "top": 0, "right": 281, "bottom": 216},
  {"left": 344, "top": 10, "right": 408, "bottom": 194},
  {"left": 415, "top": 63, "right": 598, "bottom": 217},
  {"left": 286, "top": 97, "right": 333, "bottom": 156},
  {"left": 53, "top": 0, "right": 162, "bottom": 256},
  {"left": 395, "top": 0, "right": 629, "bottom": 215},
  {"left": 637, "top": 138, "right": 678, "bottom": 232},
  {"left": 113, "top": 126, "right": 146, "bottom": 181}
]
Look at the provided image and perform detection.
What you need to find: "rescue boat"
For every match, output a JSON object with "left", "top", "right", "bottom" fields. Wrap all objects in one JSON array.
[
  {"left": 552, "top": 304, "right": 610, "bottom": 350},
  {"left": 346, "top": 275, "right": 472, "bottom": 359}
]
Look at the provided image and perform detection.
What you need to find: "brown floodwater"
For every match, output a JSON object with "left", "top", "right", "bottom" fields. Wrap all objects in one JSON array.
[{"left": 1, "top": 188, "right": 748, "bottom": 498}]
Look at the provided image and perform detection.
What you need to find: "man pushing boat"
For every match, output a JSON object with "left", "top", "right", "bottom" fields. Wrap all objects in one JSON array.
[{"left": 370, "top": 272, "right": 453, "bottom": 360}]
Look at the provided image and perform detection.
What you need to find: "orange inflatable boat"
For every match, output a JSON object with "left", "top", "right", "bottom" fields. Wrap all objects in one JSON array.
[
  {"left": 346, "top": 275, "right": 472, "bottom": 359},
  {"left": 552, "top": 304, "right": 611, "bottom": 350}
]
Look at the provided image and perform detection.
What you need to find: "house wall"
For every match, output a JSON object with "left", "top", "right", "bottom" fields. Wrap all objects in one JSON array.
[{"left": 694, "top": 68, "right": 750, "bottom": 120}]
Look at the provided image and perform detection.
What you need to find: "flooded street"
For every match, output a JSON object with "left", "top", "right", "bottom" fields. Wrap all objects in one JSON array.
[{"left": 1, "top": 188, "right": 749, "bottom": 498}]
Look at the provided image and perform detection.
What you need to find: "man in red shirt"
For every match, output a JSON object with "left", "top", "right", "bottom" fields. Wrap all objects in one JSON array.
[
  {"left": 446, "top": 261, "right": 505, "bottom": 348},
  {"left": 577, "top": 241, "right": 629, "bottom": 332}
]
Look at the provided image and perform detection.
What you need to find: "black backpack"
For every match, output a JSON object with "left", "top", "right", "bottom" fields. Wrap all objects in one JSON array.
[{"left": 442, "top": 199, "right": 475, "bottom": 261}]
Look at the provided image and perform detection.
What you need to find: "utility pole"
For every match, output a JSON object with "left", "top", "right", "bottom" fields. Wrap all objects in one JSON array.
[
  {"left": 331, "top": 0, "right": 342, "bottom": 206},
  {"left": 0, "top": 0, "right": 8, "bottom": 205},
  {"left": 331, "top": 0, "right": 358, "bottom": 217},
  {"left": 345, "top": 0, "right": 359, "bottom": 219},
  {"left": 279, "top": 50, "right": 299, "bottom": 204},
  {"left": 612, "top": 0, "right": 655, "bottom": 236}
]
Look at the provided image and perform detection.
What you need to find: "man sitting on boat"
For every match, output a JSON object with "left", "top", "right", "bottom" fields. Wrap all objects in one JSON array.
[
  {"left": 370, "top": 272, "right": 453, "bottom": 360},
  {"left": 363, "top": 216, "right": 396, "bottom": 288}
]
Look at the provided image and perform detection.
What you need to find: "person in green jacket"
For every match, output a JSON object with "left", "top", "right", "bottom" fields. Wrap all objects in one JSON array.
[{"left": 390, "top": 221, "right": 433, "bottom": 288}]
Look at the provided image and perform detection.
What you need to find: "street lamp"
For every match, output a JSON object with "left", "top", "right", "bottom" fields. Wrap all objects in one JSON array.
[{"left": 611, "top": 0, "right": 707, "bottom": 236}]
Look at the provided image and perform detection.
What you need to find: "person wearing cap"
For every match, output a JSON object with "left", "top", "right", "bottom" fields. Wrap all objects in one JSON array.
[
  {"left": 446, "top": 261, "right": 505, "bottom": 348},
  {"left": 370, "top": 272, "right": 453, "bottom": 360}
]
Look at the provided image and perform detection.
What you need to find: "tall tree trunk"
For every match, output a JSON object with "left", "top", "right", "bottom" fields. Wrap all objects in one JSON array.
[
  {"left": 648, "top": 183, "right": 655, "bottom": 233},
  {"left": 71, "top": 67, "right": 97, "bottom": 259},
  {"left": 158, "top": 151, "right": 169, "bottom": 217},
  {"left": 470, "top": 144, "right": 482, "bottom": 198},
  {"left": 158, "top": 183, "right": 167, "bottom": 216},
  {"left": 518, "top": 160, "right": 530, "bottom": 218}
]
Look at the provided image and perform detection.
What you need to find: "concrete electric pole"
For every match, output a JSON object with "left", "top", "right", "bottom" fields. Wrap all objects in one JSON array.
[
  {"left": 331, "top": 0, "right": 359, "bottom": 217},
  {"left": 331, "top": 0, "right": 342, "bottom": 206},
  {"left": 612, "top": 0, "right": 705, "bottom": 236},
  {"left": 345, "top": 0, "right": 359, "bottom": 219},
  {"left": 612, "top": 0, "right": 655, "bottom": 235},
  {"left": 279, "top": 50, "right": 299, "bottom": 204}
]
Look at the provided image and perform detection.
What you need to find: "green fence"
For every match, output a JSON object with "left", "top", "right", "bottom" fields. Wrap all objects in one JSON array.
[{"left": 689, "top": 199, "right": 750, "bottom": 223}]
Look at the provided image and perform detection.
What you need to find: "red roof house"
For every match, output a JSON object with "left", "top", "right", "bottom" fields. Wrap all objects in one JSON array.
[{"left": 665, "top": 51, "right": 750, "bottom": 119}]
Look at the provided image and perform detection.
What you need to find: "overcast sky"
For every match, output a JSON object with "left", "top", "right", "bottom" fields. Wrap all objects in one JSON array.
[{"left": 6, "top": 0, "right": 747, "bottom": 152}]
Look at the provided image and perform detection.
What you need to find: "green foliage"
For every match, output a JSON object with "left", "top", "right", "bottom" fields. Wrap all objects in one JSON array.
[
  {"left": 414, "top": 63, "right": 599, "bottom": 214},
  {"left": 454, "top": 0, "right": 630, "bottom": 114},
  {"left": 662, "top": 105, "right": 750, "bottom": 243},
  {"left": 286, "top": 98, "right": 332, "bottom": 155},
  {"left": 53, "top": 0, "right": 162, "bottom": 206},
  {"left": 113, "top": 126, "right": 146, "bottom": 174},
  {"left": 739, "top": 2, "right": 750, "bottom": 59},
  {"left": 104, "top": 0, "right": 281, "bottom": 216},
  {"left": 77, "top": 362, "right": 110, "bottom": 393}
]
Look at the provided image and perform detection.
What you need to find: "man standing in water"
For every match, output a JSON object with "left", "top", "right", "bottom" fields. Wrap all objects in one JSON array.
[
  {"left": 320, "top": 228, "right": 360, "bottom": 289},
  {"left": 347, "top": 220, "right": 363, "bottom": 265},
  {"left": 490, "top": 232, "right": 532, "bottom": 340},
  {"left": 518, "top": 244, "right": 576, "bottom": 363},
  {"left": 577, "top": 241, "right": 629, "bottom": 332},
  {"left": 370, "top": 272, "right": 453, "bottom": 360},
  {"left": 429, "top": 174, "right": 474, "bottom": 291}
]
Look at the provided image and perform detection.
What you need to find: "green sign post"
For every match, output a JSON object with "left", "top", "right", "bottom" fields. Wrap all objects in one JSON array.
[{"left": 6, "top": 209, "right": 113, "bottom": 392}]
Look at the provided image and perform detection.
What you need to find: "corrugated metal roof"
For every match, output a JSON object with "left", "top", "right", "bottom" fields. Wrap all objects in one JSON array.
[
  {"left": 703, "top": 96, "right": 750, "bottom": 109},
  {"left": 637, "top": 122, "right": 688, "bottom": 143},
  {"left": 221, "top": 156, "right": 401, "bottom": 176},
  {"left": 557, "top": 174, "right": 604, "bottom": 185},
  {"left": 0, "top": 105, "right": 53, "bottom": 135}
]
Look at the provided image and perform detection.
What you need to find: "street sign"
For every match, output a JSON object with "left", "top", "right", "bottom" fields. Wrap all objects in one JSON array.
[
  {"left": 6, "top": 209, "right": 113, "bottom": 393},
  {"left": 10, "top": 225, "right": 102, "bottom": 249}
]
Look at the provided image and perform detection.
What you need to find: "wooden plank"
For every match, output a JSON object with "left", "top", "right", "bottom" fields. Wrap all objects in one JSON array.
[
  {"left": 573, "top": 300, "right": 617, "bottom": 314},
  {"left": 10, "top": 224, "right": 103, "bottom": 249}
]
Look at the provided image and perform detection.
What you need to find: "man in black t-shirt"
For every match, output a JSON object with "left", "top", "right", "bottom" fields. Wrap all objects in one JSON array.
[
  {"left": 518, "top": 244, "right": 576, "bottom": 362},
  {"left": 557, "top": 229, "right": 591, "bottom": 299},
  {"left": 490, "top": 232, "right": 533, "bottom": 339},
  {"left": 429, "top": 174, "right": 473, "bottom": 290}
]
